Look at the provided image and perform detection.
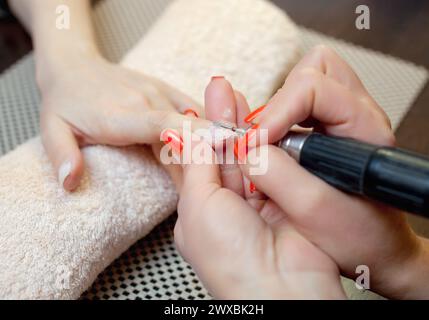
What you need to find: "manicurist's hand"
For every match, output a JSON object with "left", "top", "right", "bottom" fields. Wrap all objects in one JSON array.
[
  {"left": 173, "top": 77, "right": 346, "bottom": 299},
  {"left": 239, "top": 46, "right": 429, "bottom": 299},
  {"left": 11, "top": 0, "right": 209, "bottom": 191}
]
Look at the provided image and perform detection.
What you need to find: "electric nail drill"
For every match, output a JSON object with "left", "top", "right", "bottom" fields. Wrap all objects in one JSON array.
[
  {"left": 213, "top": 121, "right": 429, "bottom": 217},
  {"left": 278, "top": 132, "right": 429, "bottom": 217}
]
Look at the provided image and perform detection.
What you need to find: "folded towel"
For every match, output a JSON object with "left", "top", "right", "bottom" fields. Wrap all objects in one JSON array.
[
  {"left": 0, "top": 0, "right": 300, "bottom": 299},
  {"left": 122, "top": 0, "right": 300, "bottom": 107}
]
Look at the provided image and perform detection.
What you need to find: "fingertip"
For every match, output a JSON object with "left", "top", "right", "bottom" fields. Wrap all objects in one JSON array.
[
  {"left": 61, "top": 151, "right": 84, "bottom": 191},
  {"left": 205, "top": 76, "right": 236, "bottom": 122},
  {"left": 58, "top": 160, "right": 72, "bottom": 189},
  {"left": 41, "top": 116, "right": 85, "bottom": 192}
]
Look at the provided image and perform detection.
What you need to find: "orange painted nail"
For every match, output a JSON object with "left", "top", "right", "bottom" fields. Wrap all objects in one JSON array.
[
  {"left": 244, "top": 105, "right": 266, "bottom": 124},
  {"left": 246, "top": 124, "right": 260, "bottom": 146},
  {"left": 234, "top": 137, "right": 246, "bottom": 162},
  {"left": 211, "top": 76, "right": 225, "bottom": 81},
  {"left": 161, "top": 129, "right": 183, "bottom": 155},
  {"left": 183, "top": 108, "right": 199, "bottom": 118},
  {"left": 234, "top": 124, "right": 259, "bottom": 162},
  {"left": 249, "top": 181, "right": 257, "bottom": 193}
]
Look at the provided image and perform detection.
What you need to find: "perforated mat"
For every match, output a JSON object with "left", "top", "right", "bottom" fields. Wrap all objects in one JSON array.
[{"left": 0, "top": 0, "right": 428, "bottom": 300}]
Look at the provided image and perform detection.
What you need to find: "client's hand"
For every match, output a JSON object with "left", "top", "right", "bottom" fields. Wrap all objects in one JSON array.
[
  {"left": 239, "top": 46, "right": 429, "bottom": 299},
  {"left": 38, "top": 55, "right": 210, "bottom": 191},
  {"left": 172, "top": 77, "right": 346, "bottom": 299}
]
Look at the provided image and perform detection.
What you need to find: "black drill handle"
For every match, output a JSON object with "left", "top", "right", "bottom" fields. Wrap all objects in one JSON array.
[{"left": 299, "top": 134, "right": 429, "bottom": 216}]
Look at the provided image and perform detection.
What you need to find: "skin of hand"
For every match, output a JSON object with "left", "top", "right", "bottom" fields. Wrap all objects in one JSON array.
[
  {"left": 173, "top": 77, "right": 347, "bottom": 299},
  {"left": 239, "top": 45, "right": 429, "bottom": 299},
  {"left": 10, "top": 0, "right": 210, "bottom": 191},
  {"left": 38, "top": 55, "right": 210, "bottom": 191}
]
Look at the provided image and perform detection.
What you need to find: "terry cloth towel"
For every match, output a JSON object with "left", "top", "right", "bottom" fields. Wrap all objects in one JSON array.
[{"left": 0, "top": 0, "right": 300, "bottom": 299}]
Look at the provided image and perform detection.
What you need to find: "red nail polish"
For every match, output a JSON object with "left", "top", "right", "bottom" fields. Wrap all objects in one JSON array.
[
  {"left": 244, "top": 105, "right": 266, "bottom": 124},
  {"left": 183, "top": 108, "right": 199, "bottom": 118},
  {"left": 211, "top": 76, "right": 225, "bottom": 81},
  {"left": 234, "top": 138, "right": 246, "bottom": 162},
  {"left": 234, "top": 124, "right": 259, "bottom": 162},
  {"left": 249, "top": 181, "right": 256, "bottom": 193},
  {"left": 161, "top": 129, "right": 183, "bottom": 155},
  {"left": 246, "top": 124, "right": 260, "bottom": 146}
]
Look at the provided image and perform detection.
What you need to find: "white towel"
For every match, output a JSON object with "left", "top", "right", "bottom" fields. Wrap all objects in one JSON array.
[{"left": 0, "top": 0, "right": 300, "bottom": 299}]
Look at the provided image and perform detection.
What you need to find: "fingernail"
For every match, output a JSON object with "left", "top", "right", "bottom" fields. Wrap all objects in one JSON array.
[
  {"left": 161, "top": 129, "right": 183, "bottom": 156},
  {"left": 183, "top": 108, "right": 199, "bottom": 118},
  {"left": 234, "top": 134, "right": 247, "bottom": 162},
  {"left": 246, "top": 124, "right": 260, "bottom": 146},
  {"left": 58, "top": 161, "right": 72, "bottom": 188},
  {"left": 234, "top": 124, "right": 259, "bottom": 162},
  {"left": 211, "top": 76, "right": 225, "bottom": 81},
  {"left": 244, "top": 105, "right": 266, "bottom": 124},
  {"left": 249, "top": 181, "right": 257, "bottom": 193}
]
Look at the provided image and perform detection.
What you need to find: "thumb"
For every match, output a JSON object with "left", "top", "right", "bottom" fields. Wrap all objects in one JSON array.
[{"left": 41, "top": 114, "right": 84, "bottom": 191}]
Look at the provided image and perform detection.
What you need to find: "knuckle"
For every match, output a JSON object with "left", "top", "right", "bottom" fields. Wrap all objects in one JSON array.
[
  {"left": 296, "top": 67, "right": 323, "bottom": 83},
  {"left": 98, "top": 108, "right": 117, "bottom": 131},
  {"left": 143, "top": 84, "right": 161, "bottom": 98},
  {"left": 151, "top": 110, "right": 177, "bottom": 130},
  {"left": 309, "top": 44, "right": 337, "bottom": 61},
  {"left": 127, "top": 91, "right": 149, "bottom": 107},
  {"left": 293, "top": 68, "right": 323, "bottom": 103},
  {"left": 299, "top": 188, "right": 328, "bottom": 216},
  {"left": 358, "top": 95, "right": 374, "bottom": 107},
  {"left": 96, "top": 108, "right": 129, "bottom": 139},
  {"left": 137, "top": 92, "right": 150, "bottom": 107}
]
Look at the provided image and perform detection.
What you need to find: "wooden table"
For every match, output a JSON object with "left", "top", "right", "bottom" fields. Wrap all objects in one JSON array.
[
  {"left": 1, "top": 0, "right": 428, "bottom": 154},
  {"left": 272, "top": 0, "right": 429, "bottom": 155}
]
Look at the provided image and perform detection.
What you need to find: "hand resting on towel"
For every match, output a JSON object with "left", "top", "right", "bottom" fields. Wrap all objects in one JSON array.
[{"left": 10, "top": 0, "right": 210, "bottom": 191}]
